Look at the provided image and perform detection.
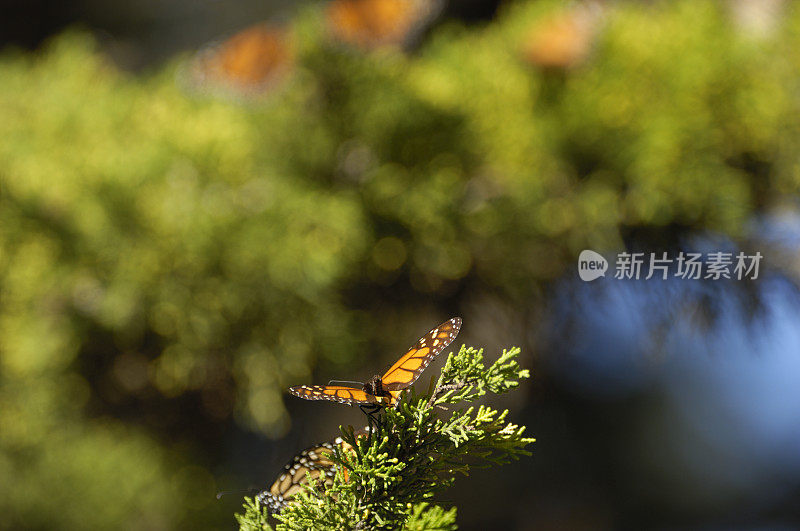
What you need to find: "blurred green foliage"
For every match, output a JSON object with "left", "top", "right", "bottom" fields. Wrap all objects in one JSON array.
[{"left": 1, "top": 0, "right": 799, "bottom": 528}]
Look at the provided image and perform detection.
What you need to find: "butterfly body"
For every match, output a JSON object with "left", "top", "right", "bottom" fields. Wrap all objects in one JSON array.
[
  {"left": 289, "top": 317, "right": 461, "bottom": 407},
  {"left": 363, "top": 373, "right": 388, "bottom": 397}
]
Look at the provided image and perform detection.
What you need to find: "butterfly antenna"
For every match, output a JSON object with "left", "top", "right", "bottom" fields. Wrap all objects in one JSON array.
[
  {"left": 327, "top": 379, "right": 363, "bottom": 386},
  {"left": 216, "top": 488, "right": 258, "bottom": 500}
]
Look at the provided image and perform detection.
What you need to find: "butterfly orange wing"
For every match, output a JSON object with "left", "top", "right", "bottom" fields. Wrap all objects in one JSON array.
[
  {"left": 326, "top": 0, "right": 435, "bottom": 49},
  {"left": 288, "top": 385, "right": 377, "bottom": 406},
  {"left": 259, "top": 428, "right": 371, "bottom": 513},
  {"left": 260, "top": 439, "right": 338, "bottom": 513},
  {"left": 381, "top": 317, "right": 461, "bottom": 392},
  {"left": 184, "top": 24, "right": 292, "bottom": 98}
]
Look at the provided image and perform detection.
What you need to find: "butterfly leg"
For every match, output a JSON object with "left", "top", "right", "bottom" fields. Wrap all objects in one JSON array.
[
  {"left": 359, "top": 404, "right": 383, "bottom": 445},
  {"left": 359, "top": 405, "right": 374, "bottom": 444}
]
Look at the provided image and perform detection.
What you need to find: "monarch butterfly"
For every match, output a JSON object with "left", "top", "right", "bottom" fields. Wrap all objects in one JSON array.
[
  {"left": 181, "top": 23, "right": 292, "bottom": 99},
  {"left": 289, "top": 317, "right": 461, "bottom": 408},
  {"left": 521, "top": 5, "right": 602, "bottom": 69},
  {"left": 258, "top": 429, "right": 368, "bottom": 513},
  {"left": 326, "top": 0, "right": 443, "bottom": 50}
]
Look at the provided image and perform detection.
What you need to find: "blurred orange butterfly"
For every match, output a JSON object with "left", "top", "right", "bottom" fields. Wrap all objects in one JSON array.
[
  {"left": 326, "top": 0, "right": 443, "bottom": 50},
  {"left": 183, "top": 23, "right": 292, "bottom": 99},
  {"left": 522, "top": 4, "right": 602, "bottom": 69},
  {"left": 289, "top": 317, "right": 461, "bottom": 409},
  {"left": 258, "top": 428, "right": 368, "bottom": 513}
]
